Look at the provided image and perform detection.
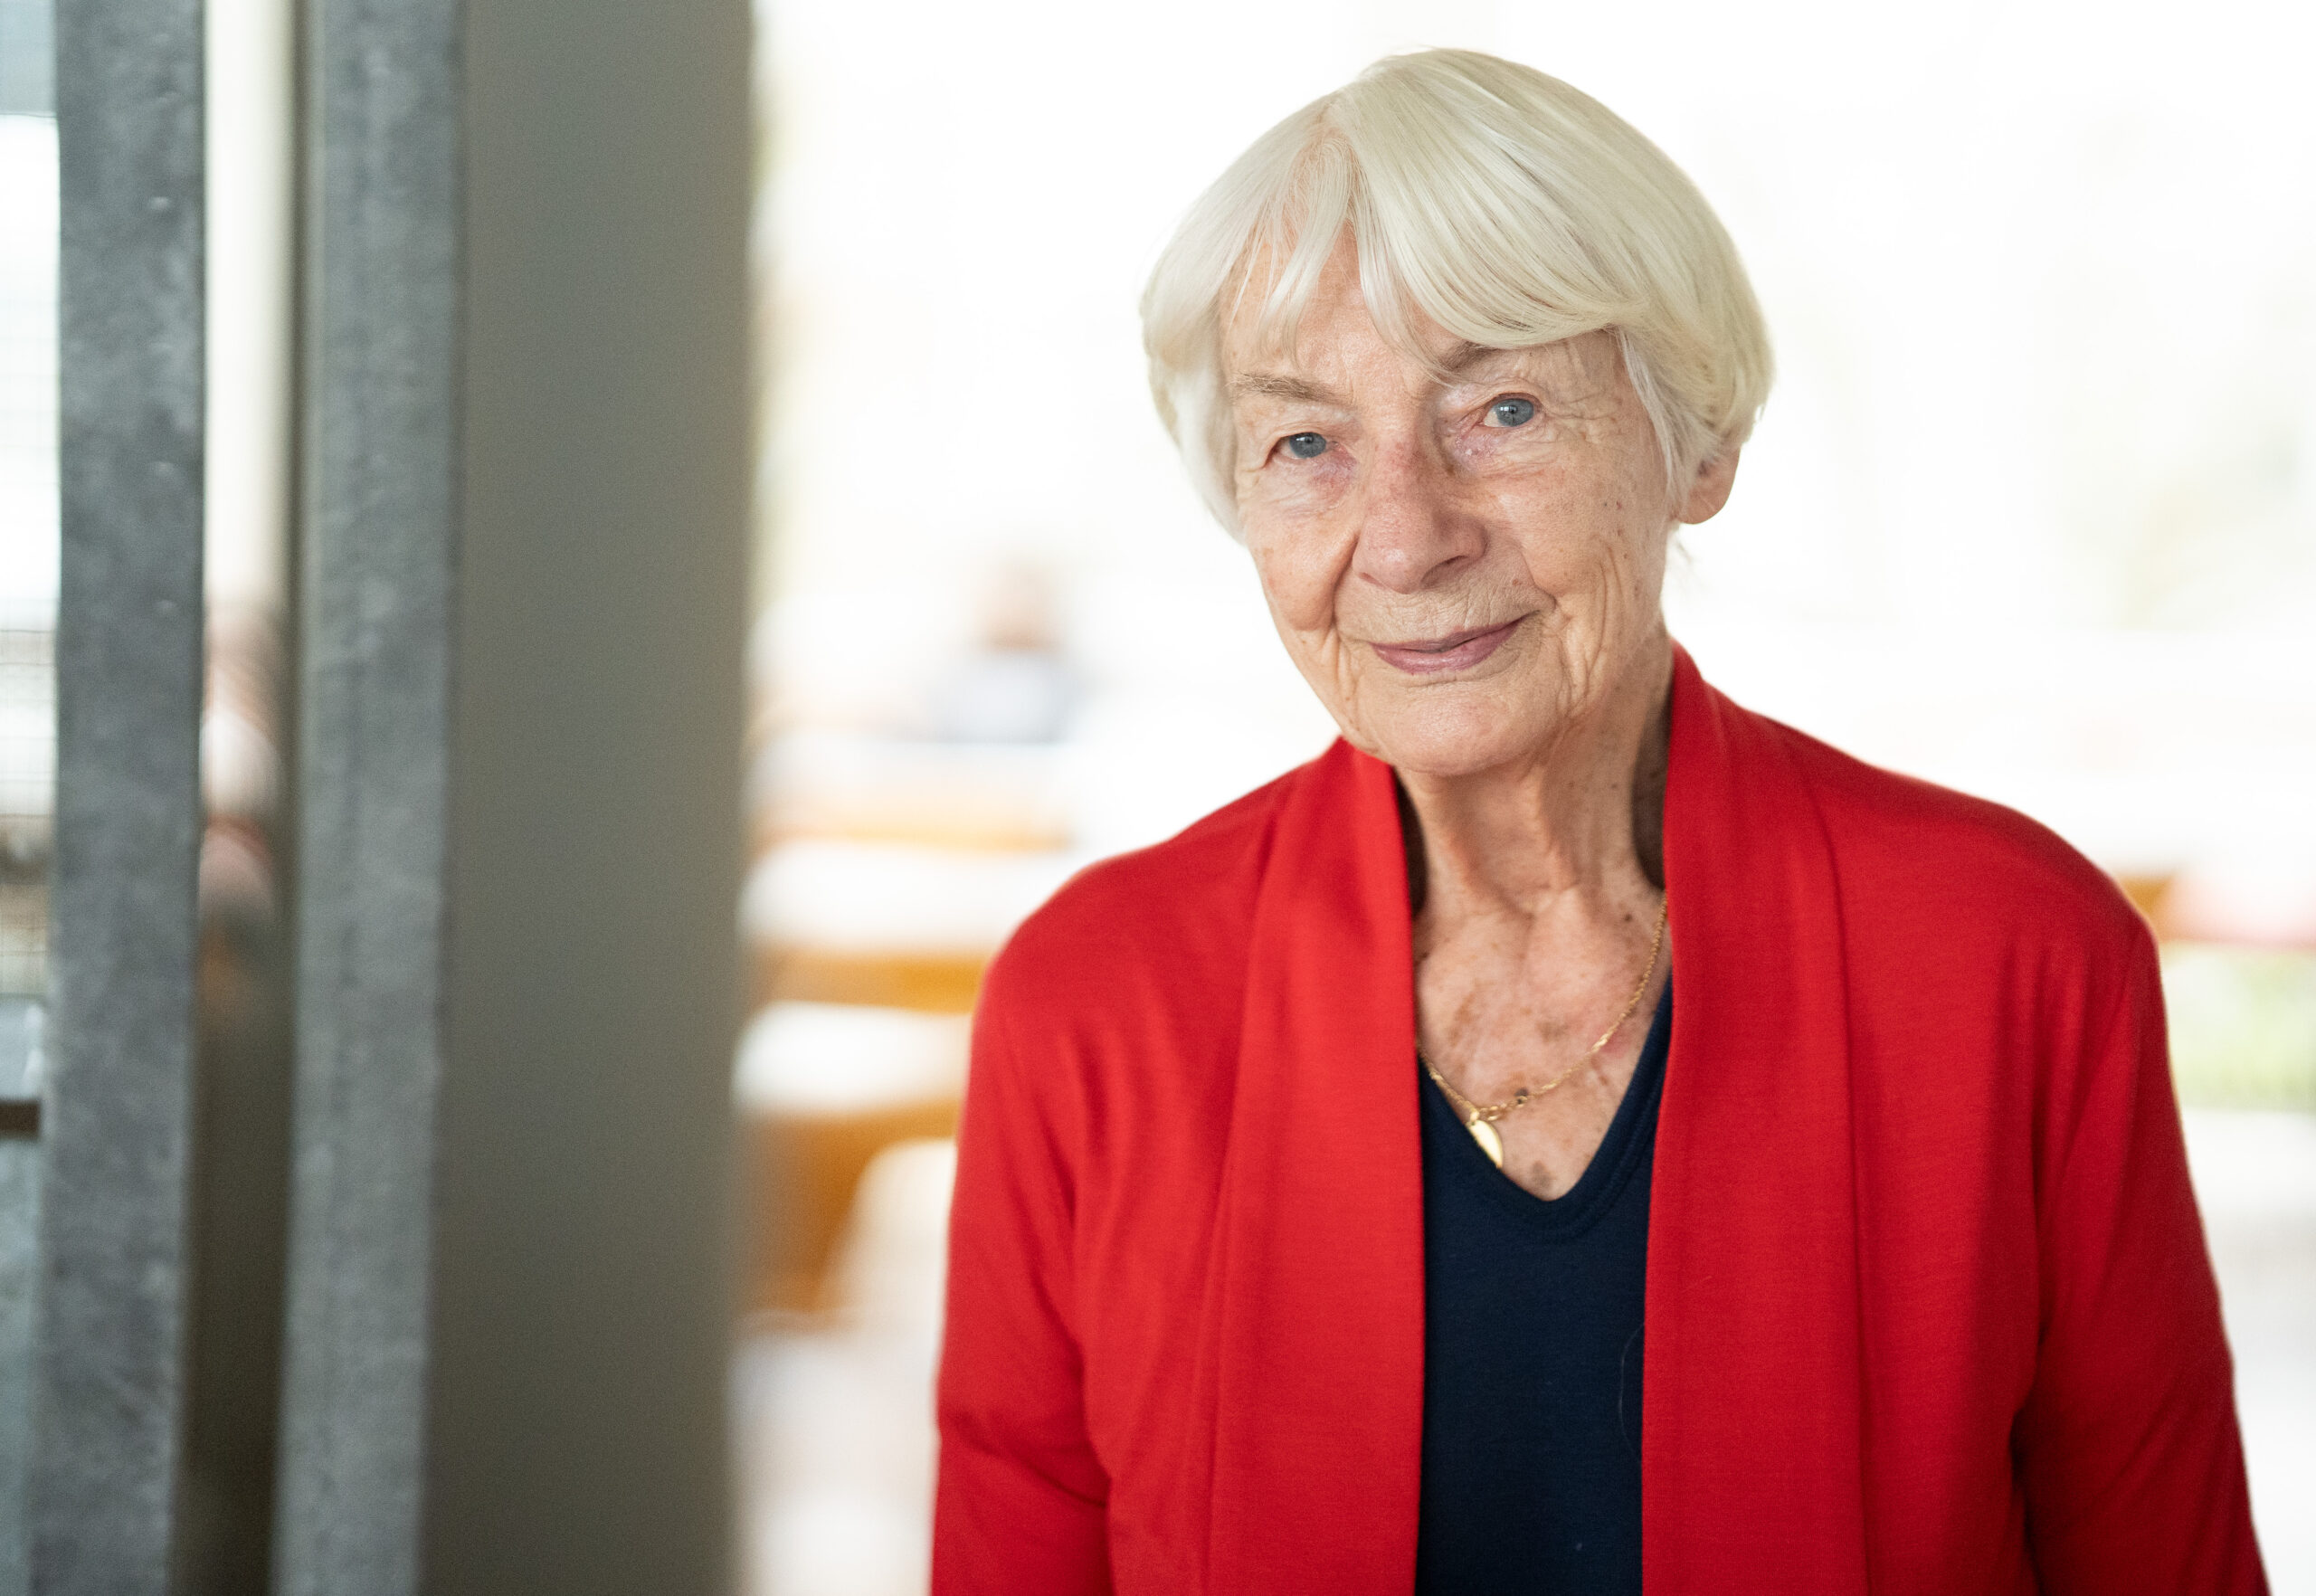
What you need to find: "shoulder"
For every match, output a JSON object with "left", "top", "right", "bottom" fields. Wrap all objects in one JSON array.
[
  {"left": 1763, "top": 711, "right": 2149, "bottom": 962},
  {"left": 977, "top": 757, "right": 1305, "bottom": 1028},
  {"left": 1679, "top": 652, "right": 2145, "bottom": 967}
]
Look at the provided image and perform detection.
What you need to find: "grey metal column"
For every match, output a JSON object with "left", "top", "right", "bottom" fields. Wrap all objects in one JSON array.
[
  {"left": 33, "top": 0, "right": 206, "bottom": 1587},
  {"left": 0, "top": 1001, "right": 45, "bottom": 1596},
  {"left": 270, "top": 0, "right": 460, "bottom": 1589},
  {"left": 273, "top": 0, "right": 747, "bottom": 1584}
]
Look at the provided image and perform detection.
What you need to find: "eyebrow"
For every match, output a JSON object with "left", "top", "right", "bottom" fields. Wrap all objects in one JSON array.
[
  {"left": 1228, "top": 372, "right": 1343, "bottom": 405},
  {"left": 1438, "top": 340, "right": 1505, "bottom": 375},
  {"left": 1229, "top": 341, "right": 1516, "bottom": 406}
]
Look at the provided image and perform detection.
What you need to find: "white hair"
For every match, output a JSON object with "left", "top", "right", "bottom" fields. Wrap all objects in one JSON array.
[{"left": 1141, "top": 49, "right": 1773, "bottom": 535}]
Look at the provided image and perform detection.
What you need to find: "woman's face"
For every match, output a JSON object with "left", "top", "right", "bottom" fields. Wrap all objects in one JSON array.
[{"left": 1222, "top": 239, "right": 1733, "bottom": 778}]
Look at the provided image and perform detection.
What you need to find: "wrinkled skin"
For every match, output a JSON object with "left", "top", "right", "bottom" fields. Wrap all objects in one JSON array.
[{"left": 1223, "top": 237, "right": 1737, "bottom": 1198}]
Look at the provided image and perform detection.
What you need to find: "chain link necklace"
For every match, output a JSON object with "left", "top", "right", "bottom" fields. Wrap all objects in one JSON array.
[{"left": 1418, "top": 895, "right": 1667, "bottom": 1169}]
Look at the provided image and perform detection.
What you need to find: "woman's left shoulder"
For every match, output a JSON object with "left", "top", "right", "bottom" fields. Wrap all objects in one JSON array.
[{"left": 1775, "top": 718, "right": 2150, "bottom": 964}]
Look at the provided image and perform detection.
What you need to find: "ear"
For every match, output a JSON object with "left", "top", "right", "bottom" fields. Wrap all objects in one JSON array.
[{"left": 1678, "top": 448, "right": 1740, "bottom": 525}]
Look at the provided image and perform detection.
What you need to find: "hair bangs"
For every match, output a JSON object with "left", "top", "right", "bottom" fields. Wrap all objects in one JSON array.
[{"left": 1236, "top": 134, "right": 1356, "bottom": 372}]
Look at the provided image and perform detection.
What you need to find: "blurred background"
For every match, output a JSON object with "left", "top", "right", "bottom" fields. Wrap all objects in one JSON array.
[{"left": 3, "top": 0, "right": 2313, "bottom": 1590}]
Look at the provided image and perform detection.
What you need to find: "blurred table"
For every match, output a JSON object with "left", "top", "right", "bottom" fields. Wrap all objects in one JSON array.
[{"left": 741, "top": 839, "right": 1080, "bottom": 1014}]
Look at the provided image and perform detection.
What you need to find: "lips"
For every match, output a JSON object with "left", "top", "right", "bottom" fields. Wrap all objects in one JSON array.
[{"left": 1368, "top": 617, "right": 1523, "bottom": 676}]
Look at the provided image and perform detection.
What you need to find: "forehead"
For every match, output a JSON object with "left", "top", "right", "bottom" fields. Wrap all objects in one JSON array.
[
  {"left": 1219, "top": 234, "right": 1623, "bottom": 403},
  {"left": 1219, "top": 234, "right": 1389, "bottom": 378}
]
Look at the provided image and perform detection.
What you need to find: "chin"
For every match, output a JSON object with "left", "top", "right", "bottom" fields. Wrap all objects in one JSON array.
[{"left": 1346, "top": 695, "right": 1545, "bottom": 780}]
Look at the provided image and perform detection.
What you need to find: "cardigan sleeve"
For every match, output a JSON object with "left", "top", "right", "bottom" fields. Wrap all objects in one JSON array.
[
  {"left": 2013, "top": 922, "right": 2268, "bottom": 1594},
  {"left": 932, "top": 966, "right": 1115, "bottom": 1596}
]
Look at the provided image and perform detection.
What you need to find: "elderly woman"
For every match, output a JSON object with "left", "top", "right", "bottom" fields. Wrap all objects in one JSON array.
[{"left": 933, "top": 49, "right": 2264, "bottom": 1596}]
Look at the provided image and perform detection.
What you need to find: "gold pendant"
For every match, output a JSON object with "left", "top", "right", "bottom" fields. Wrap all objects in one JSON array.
[{"left": 1466, "top": 1116, "right": 1504, "bottom": 1167}]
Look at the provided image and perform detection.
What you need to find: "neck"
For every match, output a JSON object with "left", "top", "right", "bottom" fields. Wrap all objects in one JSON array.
[{"left": 1398, "top": 639, "right": 1671, "bottom": 920}]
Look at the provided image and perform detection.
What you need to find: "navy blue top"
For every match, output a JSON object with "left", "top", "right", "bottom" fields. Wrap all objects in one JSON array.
[{"left": 1414, "top": 984, "right": 1672, "bottom": 1596}]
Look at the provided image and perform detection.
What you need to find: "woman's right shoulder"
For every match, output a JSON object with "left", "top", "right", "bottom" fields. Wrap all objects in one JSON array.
[{"left": 977, "top": 762, "right": 1305, "bottom": 1031}]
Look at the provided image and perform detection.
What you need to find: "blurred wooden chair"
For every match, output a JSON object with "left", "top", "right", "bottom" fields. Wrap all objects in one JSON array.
[
  {"left": 737, "top": 1002, "right": 970, "bottom": 1319},
  {"left": 821, "top": 1136, "right": 958, "bottom": 1335},
  {"left": 736, "top": 733, "right": 1083, "bottom": 1318}
]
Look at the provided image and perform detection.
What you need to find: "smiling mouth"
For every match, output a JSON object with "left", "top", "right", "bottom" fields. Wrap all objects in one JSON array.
[{"left": 1369, "top": 618, "right": 1523, "bottom": 676}]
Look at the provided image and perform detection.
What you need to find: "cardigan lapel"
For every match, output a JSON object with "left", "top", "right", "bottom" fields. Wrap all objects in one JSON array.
[
  {"left": 1647, "top": 647, "right": 1871, "bottom": 1592},
  {"left": 1193, "top": 651, "right": 1871, "bottom": 1594},
  {"left": 1201, "top": 739, "right": 1427, "bottom": 1595}
]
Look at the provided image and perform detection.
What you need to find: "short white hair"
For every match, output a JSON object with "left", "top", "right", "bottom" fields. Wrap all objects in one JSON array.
[{"left": 1141, "top": 49, "right": 1772, "bottom": 535}]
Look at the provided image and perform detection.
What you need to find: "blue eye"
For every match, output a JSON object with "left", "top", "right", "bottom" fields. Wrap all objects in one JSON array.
[
  {"left": 1488, "top": 396, "right": 1537, "bottom": 428},
  {"left": 1283, "top": 432, "right": 1328, "bottom": 460}
]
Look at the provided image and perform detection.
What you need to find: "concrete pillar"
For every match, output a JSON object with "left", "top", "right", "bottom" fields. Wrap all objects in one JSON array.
[
  {"left": 33, "top": 0, "right": 207, "bottom": 1586},
  {"left": 274, "top": 0, "right": 750, "bottom": 1590}
]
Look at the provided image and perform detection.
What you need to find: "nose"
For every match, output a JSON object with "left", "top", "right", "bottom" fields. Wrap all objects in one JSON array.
[{"left": 1350, "top": 434, "right": 1482, "bottom": 594}]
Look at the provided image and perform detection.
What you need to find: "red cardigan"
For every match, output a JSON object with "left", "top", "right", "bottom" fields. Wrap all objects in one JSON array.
[{"left": 934, "top": 650, "right": 2265, "bottom": 1594}]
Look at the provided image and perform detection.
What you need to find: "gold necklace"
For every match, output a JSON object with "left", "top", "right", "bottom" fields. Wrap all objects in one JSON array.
[{"left": 1418, "top": 894, "right": 1667, "bottom": 1169}]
